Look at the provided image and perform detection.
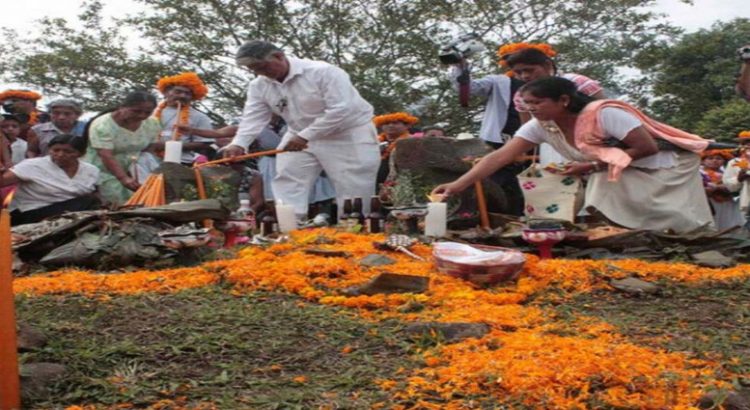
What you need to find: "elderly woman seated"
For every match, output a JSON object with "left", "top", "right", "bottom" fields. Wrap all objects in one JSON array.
[{"left": 0, "top": 134, "right": 101, "bottom": 226}]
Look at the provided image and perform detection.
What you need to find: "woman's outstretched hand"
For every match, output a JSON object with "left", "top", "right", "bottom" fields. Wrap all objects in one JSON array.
[{"left": 431, "top": 181, "right": 465, "bottom": 199}]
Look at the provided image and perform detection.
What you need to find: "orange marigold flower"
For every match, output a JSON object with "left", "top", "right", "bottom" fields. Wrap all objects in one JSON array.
[
  {"left": 0, "top": 89, "right": 42, "bottom": 101},
  {"left": 156, "top": 72, "right": 209, "bottom": 100},
  {"left": 496, "top": 42, "right": 557, "bottom": 67},
  {"left": 373, "top": 112, "right": 419, "bottom": 128}
]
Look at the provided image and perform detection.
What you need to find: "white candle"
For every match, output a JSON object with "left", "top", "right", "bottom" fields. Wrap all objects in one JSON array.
[
  {"left": 275, "top": 201, "right": 297, "bottom": 233},
  {"left": 164, "top": 141, "right": 183, "bottom": 164},
  {"left": 425, "top": 202, "right": 447, "bottom": 237}
]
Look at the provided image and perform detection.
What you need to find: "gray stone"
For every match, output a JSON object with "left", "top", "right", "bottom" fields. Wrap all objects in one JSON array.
[
  {"left": 358, "top": 254, "right": 397, "bottom": 267},
  {"left": 609, "top": 277, "right": 660, "bottom": 295},
  {"left": 20, "top": 362, "right": 67, "bottom": 399},
  {"left": 691, "top": 250, "right": 736, "bottom": 268},
  {"left": 404, "top": 322, "right": 491, "bottom": 343},
  {"left": 343, "top": 273, "right": 429, "bottom": 296},
  {"left": 303, "top": 248, "right": 352, "bottom": 258},
  {"left": 698, "top": 390, "right": 750, "bottom": 410},
  {"left": 17, "top": 323, "right": 47, "bottom": 352},
  {"left": 388, "top": 136, "right": 511, "bottom": 214}
]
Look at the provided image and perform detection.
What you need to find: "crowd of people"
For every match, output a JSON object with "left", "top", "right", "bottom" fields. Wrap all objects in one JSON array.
[{"left": 1, "top": 39, "right": 750, "bottom": 233}]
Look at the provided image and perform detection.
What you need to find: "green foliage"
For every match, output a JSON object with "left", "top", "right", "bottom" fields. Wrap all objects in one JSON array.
[
  {"left": 2, "top": 0, "right": 683, "bottom": 130},
  {"left": 633, "top": 18, "right": 750, "bottom": 131},
  {"left": 694, "top": 99, "right": 750, "bottom": 141}
]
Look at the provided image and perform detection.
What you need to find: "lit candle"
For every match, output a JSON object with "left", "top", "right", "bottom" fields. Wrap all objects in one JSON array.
[
  {"left": 275, "top": 201, "right": 297, "bottom": 233},
  {"left": 0, "top": 209, "right": 21, "bottom": 409},
  {"left": 164, "top": 140, "right": 183, "bottom": 164},
  {"left": 425, "top": 202, "right": 447, "bottom": 237}
]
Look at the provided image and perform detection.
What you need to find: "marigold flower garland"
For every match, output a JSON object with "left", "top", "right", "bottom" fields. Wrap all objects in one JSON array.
[
  {"left": 14, "top": 228, "right": 750, "bottom": 408},
  {"left": 372, "top": 112, "right": 418, "bottom": 128},
  {"left": 496, "top": 42, "right": 557, "bottom": 77},
  {"left": 0, "top": 89, "right": 43, "bottom": 102},
  {"left": 154, "top": 72, "right": 208, "bottom": 140}
]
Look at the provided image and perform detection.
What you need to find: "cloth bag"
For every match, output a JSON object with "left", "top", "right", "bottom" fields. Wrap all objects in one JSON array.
[{"left": 516, "top": 160, "right": 584, "bottom": 223}]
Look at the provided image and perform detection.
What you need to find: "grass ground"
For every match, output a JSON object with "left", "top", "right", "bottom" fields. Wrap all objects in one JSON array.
[
  {"left": 546, "top": 278, "right": 750, "bottom": 379},
  {"left": 16, "top": 278, "right": 750, "bottom": 409},
  {"left": 17, "top": 288, "right": 418, "bottom": 409}
]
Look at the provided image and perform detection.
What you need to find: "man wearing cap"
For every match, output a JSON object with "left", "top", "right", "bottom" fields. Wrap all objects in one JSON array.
[
  {"left": 225, "top": 40, "right": 380, "bottom": 218},
  {"left": 27, "top": 99, "right": 85, "bottom": 157},
  {"left": 154, "top": 72, "right": 214, "bottom": 164}
]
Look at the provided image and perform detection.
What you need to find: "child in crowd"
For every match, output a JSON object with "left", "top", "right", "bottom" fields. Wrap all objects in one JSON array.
[
  {"left": 1, "top": 113, "right": 29, "bottom": 165},
  {"left": 700, "top": 150, "right": 744, "bottom": 230}
]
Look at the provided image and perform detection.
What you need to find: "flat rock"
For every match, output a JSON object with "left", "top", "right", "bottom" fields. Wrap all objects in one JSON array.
[
  {"left": 404, "top": 322, "right": 491, "bottom": 343},
  {"left": 691, "top": 250, "right": 736, "bottom": 268},
  {"left": 17, "top": 323, "right": 47, "bottom": 352},
  {"left": 609, "top": 277, "right": 660, "bottom": 296},
  {"left": 303, "top": 248, "right": 352, "bottom": 258},
  {"left": 698, "top": 390, "right": 750, "bottom": 410},
  {"left": 21, "top": 362, "right": 67, "bottom": 399},
  {"left": 358, "top": 254, "right": 396, "bottom": 267},
  {"left": 343, "top": 272, "right": 429, "bottom": 296}
]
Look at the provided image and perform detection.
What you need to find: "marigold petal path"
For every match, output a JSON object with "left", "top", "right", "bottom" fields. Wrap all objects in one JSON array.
[{"left": 14, "top": 228, "right": 750, "bottom": 408}]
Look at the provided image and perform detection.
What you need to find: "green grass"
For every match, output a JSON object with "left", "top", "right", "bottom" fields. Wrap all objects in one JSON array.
[
  {"left": 545, "top": 279, "right": 750, "bottom": 377},
  {"left": 17, "top": 288, "right": 416, "bottom": 409}
]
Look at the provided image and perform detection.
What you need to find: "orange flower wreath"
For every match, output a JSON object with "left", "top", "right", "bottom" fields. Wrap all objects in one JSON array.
[{"left": 154, "top": 72, "right": 209, "bottom": 140}]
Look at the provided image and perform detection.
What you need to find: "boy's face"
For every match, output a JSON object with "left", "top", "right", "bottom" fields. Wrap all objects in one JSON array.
[
  {"left": 1, "top": 120, "right": 21, "bottom": 138},
  {"left": 702, "top": 155, "right": 724, "bottom": 169}
]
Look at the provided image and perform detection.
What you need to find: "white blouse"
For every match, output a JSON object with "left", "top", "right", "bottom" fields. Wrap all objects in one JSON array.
[
  {"left": 10, "top": 157, "right": 100, "bottom": 212},
  {"left": 516, "top": 107, "right": 677, "bottom": 169}
]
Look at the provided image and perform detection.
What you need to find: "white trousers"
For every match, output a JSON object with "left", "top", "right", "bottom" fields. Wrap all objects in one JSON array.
[
  {"left": 273, "top": 123, "right": 381, "bottom": 216},
  {"left": 258, "top": 156, "right": 337, "bottom": 203}
]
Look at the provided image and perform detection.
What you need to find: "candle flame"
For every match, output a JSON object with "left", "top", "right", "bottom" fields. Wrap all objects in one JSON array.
[
  {"left": 426, "top": 193, "right": 445, "bottom": 203},
  {"left": 2, "top": 190, "right": 14, "bottom": 208}
]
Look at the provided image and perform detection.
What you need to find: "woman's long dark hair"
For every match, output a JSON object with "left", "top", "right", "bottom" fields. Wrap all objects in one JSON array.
[
  {"left": 519, "top": 77, "right": 594, "bottom": 113},
  {"left": 502, "top": 48, "right": 557, "bottom": 74},
  {"left": 82, "top": 90, "right": 157, "bottom": 146}
]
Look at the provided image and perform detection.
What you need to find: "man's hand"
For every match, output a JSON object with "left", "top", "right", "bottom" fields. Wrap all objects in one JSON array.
[
  {"left": 223, "top": 144, "right": 246, "bottom": 158},
  {"left": 283, "top": 136, "right": 308, "bottom": 152}
]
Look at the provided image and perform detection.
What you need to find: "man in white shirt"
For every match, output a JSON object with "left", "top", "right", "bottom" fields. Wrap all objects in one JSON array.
[{"left": 225, "top": 40, "right": 380, "bottom": 217}]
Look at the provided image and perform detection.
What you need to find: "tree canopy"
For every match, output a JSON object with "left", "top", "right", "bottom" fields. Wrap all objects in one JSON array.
[
  {"left": 633, "top": 18, "right": 750, "bottom": 133},
  {"left": 1, "top": 0, "right": 683, "bottom": 132}
]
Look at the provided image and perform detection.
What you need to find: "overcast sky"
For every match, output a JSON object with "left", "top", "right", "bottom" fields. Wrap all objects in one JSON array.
[
  {"left": 2, "top": 0, "right": 749, "bottom": 36},
  {"left": 1, "top": 0, "right": 748, "bottom": 98}
]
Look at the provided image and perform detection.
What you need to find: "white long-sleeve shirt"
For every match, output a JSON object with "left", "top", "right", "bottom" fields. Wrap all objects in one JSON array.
[
  {"left": 449, "top": 65, "right": 512, "bottom": 144},
  {"left": 231, "top": 56, "right": 375, "bottom": 149},
  {"left": 723, "top": 157, "right": 750, "bottom": 212}
]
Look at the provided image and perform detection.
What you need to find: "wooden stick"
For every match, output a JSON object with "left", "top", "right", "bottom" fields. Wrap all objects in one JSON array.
[
  {"left": 196, "top": 149, "right": 284, "bottom": 168},
  {"left": 193, "top": 168, "right": 214, "bottom": 229},
  {"left": 469, "top": 159, "right": 491, "bottom": 230},
  {"left": 474, "top": 180, "right": 491, "bottom": 230},
  {"left": 0, "top": 209, "right": 21, "bottom": 410}
]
